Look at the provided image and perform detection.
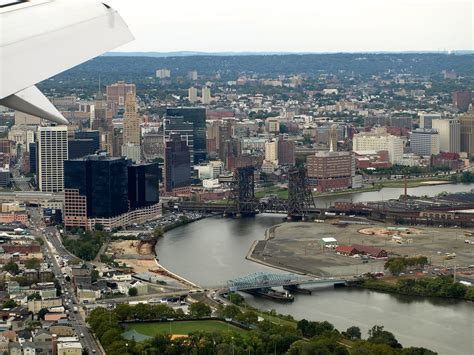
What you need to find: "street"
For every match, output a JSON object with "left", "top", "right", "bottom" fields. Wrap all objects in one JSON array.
[{"left": 29, "top": 207, "right": 102, "bottom": 355}]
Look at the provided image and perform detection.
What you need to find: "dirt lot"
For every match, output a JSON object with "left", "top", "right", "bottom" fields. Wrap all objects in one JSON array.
[
  {"left": 109, "top": 240, "right": 157, "bottom": 273},
  {"left": 250, "top": 220, "right": 474, "bottom": 277}
]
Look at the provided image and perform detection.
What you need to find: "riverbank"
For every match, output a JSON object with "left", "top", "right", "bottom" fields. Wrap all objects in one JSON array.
[
  {"left": 247, "top": 221, "right": 474, "bottom": 277},
  {"left": 154, "top": 214, "right": 474, "bottom": 355},
  {"left": 255, "top": 178, "right": 454, "bottom": 199},
  {"left": 358, "top": 277, "right": 474, "bottom": 301}
]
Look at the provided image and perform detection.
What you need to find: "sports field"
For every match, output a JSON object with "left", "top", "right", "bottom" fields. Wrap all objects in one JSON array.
[{"left": 128, "top": 320, "right": 244, "bottom": 336}]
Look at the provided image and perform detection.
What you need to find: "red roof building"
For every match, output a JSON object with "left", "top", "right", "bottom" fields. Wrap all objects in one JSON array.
[
  {"left": 351, "top": 244, "right": 388, "bottom": 258},
  {"left": 336, "top": 245, "right": 358, "bottom": 256}
]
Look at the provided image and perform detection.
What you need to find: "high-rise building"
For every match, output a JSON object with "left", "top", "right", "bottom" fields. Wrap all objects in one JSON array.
[
  {"left": 64, "top": 155, "right": 129, "bottom": 221},
  {"left": 329, "top": 125, "right": 338, "bottom": 150},
  {"left": 389, "top": 116, "right": 412, "bottom": 129},
  {"left": 410, "top": 129, "right": 440, "bottom": 156},
  {"left": 164, "top": 134, "right": 191, "bottom": 195},
  {"left": 64, "top": 154, "right": 161, "bottom": 230},
  {"left": 122, "top": 91, "right": 140, "bottom": 145},
  {"left": 432, "top": 119, "right": 461, "bottom": 153},
  {"left": 188, "top": 70, "right": 198, "bottom": 80},
  {"left": 460, "top": 107, "right": 474, "bottom": 155},
  {"left": 188, "top": 87, "right": 198, "bottom": 103},
  {"left": 453, "top": 91, "right": 473, "bottom": 112},
  {"left": 264, "top": 140, "right": 278, "bottom": 165},
  {"left": 201, "top": 86, "right": 211, "bottom": 105},
  {"left": 37, "top": 126, "right": 68, "bottom": 192},
  {"left": 353, "top": 128, "right": 404, "bottom": 164},
  {"left": 156, "top": 69, "right": 171, "bottom": 79},
  {"left": 166, "top": 107, "right": 206, "bottom": 162},
  {"left": 68, "top": 130, "right": 100, "bottom": 159},
  {"left": 128, "top": 163, "right": 160, "bottom": 210},
  {"left": 419, "top": 113, "right": 441, "bottom": 129},
  {"left": 106, "top": 81, "right": 136, "bottom": 117},
  {"left": 163, "top": 118, "right": 194, "bottom": 171},
  {"left": 92, "top": 91, "right": 113, "bottom": 155},
  {"left": 277, "top": 138, "right": 295, "bottom": 165},
  {"left": 266, "top": 118, "right": 280, "bottom": 133},
  {"left": 29, "top": 142, "right": 37, "bottom": 176},
  {"left": 121, "top": 143, "right": 141, "bottom": 163},
  {"left": 307, "top": 151, "right": 354, "bottom": 192},
  {"left": 92, "top": 91, "right": 109, "bottom": 130}
]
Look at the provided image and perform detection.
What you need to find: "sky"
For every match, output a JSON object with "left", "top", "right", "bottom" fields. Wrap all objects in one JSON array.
[{"left": 107, "top": 0, "right": 473, "bottom": 53}]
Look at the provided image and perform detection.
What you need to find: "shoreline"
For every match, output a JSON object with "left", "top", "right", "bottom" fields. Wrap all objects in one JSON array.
[
  {"left": 245, "top": 223, "right": 474, "bottom": 302},
  {"left": 256, "top": 178, "right": 455, "bottom": 199}
]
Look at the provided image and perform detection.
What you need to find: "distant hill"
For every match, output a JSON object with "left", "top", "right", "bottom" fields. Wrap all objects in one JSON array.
[{"left": 39, "top": 53, "right": 474, "bottom": 91}]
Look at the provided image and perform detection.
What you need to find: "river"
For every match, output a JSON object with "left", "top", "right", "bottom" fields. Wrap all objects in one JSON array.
[{"left": 156, "top": 183, "right": 474, "bottom": 354}]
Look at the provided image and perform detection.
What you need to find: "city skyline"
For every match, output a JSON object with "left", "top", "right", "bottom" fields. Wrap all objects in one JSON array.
[{"left": 108, "top": 0, "right": 473, "bottom": 53}]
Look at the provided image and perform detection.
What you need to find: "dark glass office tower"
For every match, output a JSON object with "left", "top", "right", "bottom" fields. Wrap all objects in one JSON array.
[
  {"left": 166, "top": 107, "right": 206, "bottom": 162},
  {"left": 128, "top": 163, "right": 160, "bottom": 209},
  {"left": 163, "top": 118, "right": 194, "bottom": 172},
  {"left": 164, "top": 134, "right": 191, "bottom": 193},
  {"left": 64, "top": 155, "right": 130, "bottom": 218},
  {"left": 29, "top": 142, "right": 37, "bottom": 175},
  {"left": 74, "top": 131, "right": 100, "bottom": 150},
  {"left": 68, "top": 131, "right": 100, "bottom": 159}
]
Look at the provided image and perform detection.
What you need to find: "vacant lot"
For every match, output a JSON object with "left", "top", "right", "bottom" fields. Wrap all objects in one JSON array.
[
  {"left": 128, "top": 320, "right": 244, "bottom": 336},
  {"left": 250, "top": 221, "right": 474, "bottom": 277}
]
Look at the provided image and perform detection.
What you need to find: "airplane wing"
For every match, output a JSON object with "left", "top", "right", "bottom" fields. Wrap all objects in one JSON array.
[{"left": 0, "top": 0, "right": 134, "bottom": 125}]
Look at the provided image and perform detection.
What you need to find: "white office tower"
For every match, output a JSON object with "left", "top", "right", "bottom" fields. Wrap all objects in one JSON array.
[
  {"left": 38, "top": 126, "right": 68, "bottom": 192},
  {"left": 352, "top": 128, "right": 404, "bottom": 164},
  {"left": 188, "top": 70, "right": 198, "bottom": 80},
  {"left": 432, "top": 118, "right": 461, "bottom": 153},
  {"left": 264, "top": 140, "right": 279, "bottom": 165},
  {"left": 188, "top": 87, "right": 198, "bottom": 103},
  {"left": 121, "top": 143, "right": 141, "bottom": 163},
  {"left": 156, "top": 69, "right": 171, "bottom": 79},
  {"left": 410, "top": 129, "right": 440, "bottom": 156},
  {"left": 201, "top": 86, "right": 211, "bottom": 105}
]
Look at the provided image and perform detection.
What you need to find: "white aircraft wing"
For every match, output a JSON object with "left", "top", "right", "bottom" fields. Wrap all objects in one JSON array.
[{"left": 0, "top": 0, "right": 134, "bottom": 125}]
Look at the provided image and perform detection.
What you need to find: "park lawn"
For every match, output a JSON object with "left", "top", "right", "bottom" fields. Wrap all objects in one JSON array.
[{"left": 128, "top": 320, "right": 244, "bottom": 336}]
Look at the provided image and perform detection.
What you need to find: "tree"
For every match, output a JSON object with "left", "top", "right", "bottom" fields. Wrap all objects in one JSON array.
[
  {"left": 128, "top": 287, "right": 138, "bottom": 297},
  {"left": 153, "top": 227, "right": 164, "bottom": 239},
  {"left": 346, "top": 326, "right": 362, "bottom": 340},
  {"left": 91, "top": 269, "right": 99, "bottom": 283},
  {"left": 37, "top": 308, "right": 49, "bottom": 320},
  {"left": 189, "top": 302, "right": 212, "bottom": 318},
  {"left": 2, "top": 299, "right": 17, "bottom": 308},
  {"left": 25, "top": 258, "right": 41, "bottom": 269},
  {"left": 368, "top": 325, "right": 402, "bottom": 348},
  {"left": 94, "top": 223, "right": 104, "bottom": 231},
  {"left": 27, "top": 293, "right": 42, "bottom": 301},
  {"left": 3, "top": 262, "right": 19, "bottom": 275},
  {"left": 385, "top": 258, "right": 406, "bottom": 276},
  {"left": 221, "top": 305, "right": 241, "bottom": 319}
]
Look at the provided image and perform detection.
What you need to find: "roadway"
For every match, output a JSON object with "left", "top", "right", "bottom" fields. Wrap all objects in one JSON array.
[
  {"left": 10, "top": 145, "right": 32, "bottom": 191},
  {"left": 29, "top": 208, "right": 101, "bottom": 355}
]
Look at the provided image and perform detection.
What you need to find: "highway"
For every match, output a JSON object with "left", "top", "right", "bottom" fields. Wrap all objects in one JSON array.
[{"left": 29, "top": 208, "right": 102, "bottom": 355}]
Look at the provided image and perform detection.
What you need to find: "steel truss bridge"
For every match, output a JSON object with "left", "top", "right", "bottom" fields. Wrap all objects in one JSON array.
[
  {"left": 169, "top": 166, "right": 323, "bottom": 220},
  {"left": 226, "top": 272, "right": 347, "bottom": 292}
]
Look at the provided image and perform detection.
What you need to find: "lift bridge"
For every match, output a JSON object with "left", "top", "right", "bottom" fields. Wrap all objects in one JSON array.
[
  {"left": 226, "top": 272, "right": 347, "bottom": 292},
  {"left": 170, "top": 166, "right": 318, "bottom": 220}
]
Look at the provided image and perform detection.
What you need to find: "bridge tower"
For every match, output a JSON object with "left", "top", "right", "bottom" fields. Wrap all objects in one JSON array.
[
  {"left": 287, "top": 167, "right": 315, "bottom": 220},
  {"left": 226, "top": 166, "right": 258, "bottom": 217}
]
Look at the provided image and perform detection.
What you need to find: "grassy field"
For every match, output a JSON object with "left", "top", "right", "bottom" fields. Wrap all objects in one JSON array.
[{"left": 128, "top": 320, "right": 244, "bottom": 336}]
